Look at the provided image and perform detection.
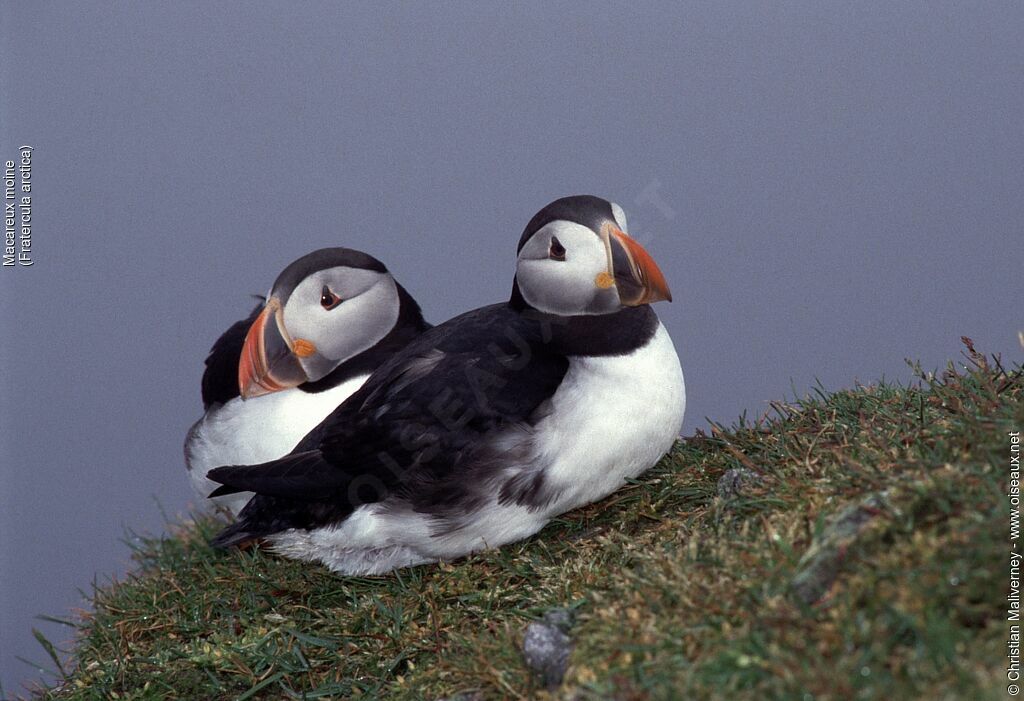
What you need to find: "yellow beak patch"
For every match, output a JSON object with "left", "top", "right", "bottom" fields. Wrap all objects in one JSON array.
[{"left": 292, "top": 338, "right": 317, "bottom": 358}]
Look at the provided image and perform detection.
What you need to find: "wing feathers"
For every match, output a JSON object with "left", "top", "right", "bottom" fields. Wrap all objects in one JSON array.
[{"left": 206, "top": 451, "right": 351, "bottom": 501}]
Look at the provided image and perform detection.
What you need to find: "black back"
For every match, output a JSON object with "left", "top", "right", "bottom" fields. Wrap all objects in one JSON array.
[
  {"left": 200, "top": 302, "right": 263, "bottom": 409},
  {"left": 207, "top": 302, "right": 658, "bottom": 545}
]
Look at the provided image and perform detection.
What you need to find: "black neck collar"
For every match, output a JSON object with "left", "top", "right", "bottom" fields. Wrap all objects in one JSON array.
[{"left": 508, "top": 277, "right": 658, "bottom": 358}]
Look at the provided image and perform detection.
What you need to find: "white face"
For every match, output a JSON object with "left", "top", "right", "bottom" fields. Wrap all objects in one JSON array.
[
  {"left": 280, "top": 266, "right": 400, "bottom": 380},
  {"left": 515, "top": 220, "right": 622, "bottom": 316}
]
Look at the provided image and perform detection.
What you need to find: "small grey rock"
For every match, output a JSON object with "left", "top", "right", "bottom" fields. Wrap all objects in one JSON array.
[
  {"left": 716, "top": 467, "right": 762, "bottom": 499},
  {"left": 790, "top": 545, "right": 843, "bottom": 607},
  {"left": 523, "top": 621, "right": 572, "bottom": 689},
  {"left": 790, "top": 492, "right": 890, "bottom": 605}
]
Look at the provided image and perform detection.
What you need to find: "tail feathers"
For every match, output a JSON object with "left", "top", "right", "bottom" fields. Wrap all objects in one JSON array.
[
  {"left": 209, "top": 521, "right": 258, "bottom": 549},
  {"left": 206, "top": 451, "right": 357, "bottom": 550},
  {"left": 206, "top": 451, "right": 345, "bottom": 501},
  {"left": 208, "top": 483, "right": 243, "bottom": 498}
]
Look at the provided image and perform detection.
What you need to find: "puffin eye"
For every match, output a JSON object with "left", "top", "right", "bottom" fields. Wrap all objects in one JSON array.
[
  {"left": 548, "top": 236, "right": 566, "bottom": 261},
  {"left": 320, "top": 285, "right": 342, "bottom": 310}
]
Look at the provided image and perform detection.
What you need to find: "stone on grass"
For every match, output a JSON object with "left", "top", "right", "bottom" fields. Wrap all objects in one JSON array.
[
  {"left": 716, "top": 467, "right": 763, "bottom": 499},
  {"left": 790, "top": 492, "right": 891, "bottom": 605},
  {"left": 522, "top": 608, "right": 575, "bottom": 689}
]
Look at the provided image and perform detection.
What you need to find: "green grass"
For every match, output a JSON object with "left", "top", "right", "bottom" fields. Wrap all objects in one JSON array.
[{"left": 22, "top": 343, "right": 1021, "bottom": 700}]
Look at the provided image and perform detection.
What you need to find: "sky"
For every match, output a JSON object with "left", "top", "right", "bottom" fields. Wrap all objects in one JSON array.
[{"left": 1, "top": 1, "right": 1022, "bottom": 692}]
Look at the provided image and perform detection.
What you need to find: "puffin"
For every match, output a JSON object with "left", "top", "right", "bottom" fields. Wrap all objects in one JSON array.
[
  {"left": 207, "top": 196, "right": 685, "bottom": 574},
  {"left": 185, "top": 247, "right": 430, "bottom": 515}
]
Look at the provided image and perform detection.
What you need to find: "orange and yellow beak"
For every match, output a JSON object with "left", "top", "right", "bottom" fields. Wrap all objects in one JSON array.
[
  {"left": 237, "top": 298, "right": 314, "bottom": 399},
  {"left": 603, "top": 224, "right": 672, "bottom": 306}
]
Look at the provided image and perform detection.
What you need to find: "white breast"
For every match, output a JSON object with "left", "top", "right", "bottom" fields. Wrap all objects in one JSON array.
[
  {"left": 185, "top": 375, "right": 367, "bottom": 515},
  {"left": 533, "top": 321, "right": 686, "bottom": 514},
  {"left": 269, "top": 321, "right": 685, "bottom": 575}
]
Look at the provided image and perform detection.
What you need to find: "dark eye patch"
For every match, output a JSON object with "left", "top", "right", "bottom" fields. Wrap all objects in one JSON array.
[
  {"left": 549, "top": 236, "right": 566, "bottom": 261},
  {"left": 320, "top": 285, "right": 342, "bottom": 310}
]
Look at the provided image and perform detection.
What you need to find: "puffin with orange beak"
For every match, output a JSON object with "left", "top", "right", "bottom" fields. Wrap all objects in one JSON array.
[
  {"left": 208, "top": 196, "right": 685, "bottom": 575},
  {"left": 185, "top": 248, "right": 430, "bottom": 515}
]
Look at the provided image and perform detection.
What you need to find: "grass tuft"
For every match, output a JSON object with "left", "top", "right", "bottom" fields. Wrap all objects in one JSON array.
[{"left": 24, "top": 345, "right": 1022, "bottom": 699}]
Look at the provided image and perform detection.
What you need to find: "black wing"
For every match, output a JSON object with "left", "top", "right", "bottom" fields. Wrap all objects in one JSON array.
[
  {"left": 207, "top": 452, "right": 354, "bottom": 499},
  {"left": 200, "top": 301, "right": 262, "bottom": 409},
  {"left": 207, "top": 303, "right": 570, "bottom": 543}
]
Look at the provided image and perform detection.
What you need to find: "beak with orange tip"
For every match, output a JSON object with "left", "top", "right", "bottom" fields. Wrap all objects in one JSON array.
[
  {"left": 237, "top": 297, "right": 313, "bottom": 399},
  {"left": 603, "top": 224, "right": 673, "bottom": 306}
]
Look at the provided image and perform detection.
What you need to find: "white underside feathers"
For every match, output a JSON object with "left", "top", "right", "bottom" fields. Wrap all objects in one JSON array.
[{"left": 185, "top": 375, "right": 367, "bottom": 516}]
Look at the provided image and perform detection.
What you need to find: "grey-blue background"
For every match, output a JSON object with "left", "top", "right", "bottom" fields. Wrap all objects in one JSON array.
[{"left": 2, "top": 1, "right": 1022, "bottom": 693}]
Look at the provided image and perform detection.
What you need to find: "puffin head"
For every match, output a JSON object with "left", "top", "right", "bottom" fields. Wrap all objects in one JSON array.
[
  {"left": 513, "top": 195, "right": 671, "bottom": 315},
  {"left": 238, "top": 248, "right": 404, "bottom": 399}
]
